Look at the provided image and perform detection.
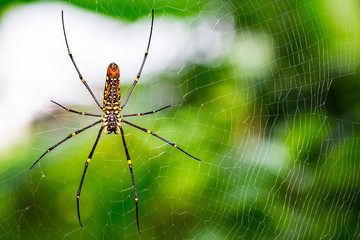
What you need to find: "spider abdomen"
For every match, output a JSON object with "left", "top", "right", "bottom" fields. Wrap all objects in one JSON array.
[
  {"left": 103, "top": 62, "right": 121, "bottom": 112},
  {"left": 103, "top": 62, "right": 121, "bottom": 134}
]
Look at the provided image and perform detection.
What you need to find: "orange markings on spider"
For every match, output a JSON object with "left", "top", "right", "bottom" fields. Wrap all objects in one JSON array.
[{"left": 107, "top": 63, "right": 120, "bottom": 77}]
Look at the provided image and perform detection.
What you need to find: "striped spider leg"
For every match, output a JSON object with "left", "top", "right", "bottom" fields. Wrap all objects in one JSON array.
[{"left": 30, "top": 9, "right": 201, "bottom": 234}]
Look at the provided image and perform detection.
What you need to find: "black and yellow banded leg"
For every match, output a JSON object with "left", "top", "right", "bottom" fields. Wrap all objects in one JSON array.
[
  {"left": 30, "top": 119, "right": 103, "bottom": 170},
  {"left": 61, "top": 11, "right": 103, "bottom": 110},
  {"left": 120, "top": 105, "right": 171, "bottom": 118},
  {"left": 51, "top": 100, "right": 102, "bottom": 117},
  {"left": 119, "top": 126, "right": 140, "bottom": 234},
  {"left": 76, "top": 125, "right": 104, "bottom": 227},
  {"left": 120, "top": 119, "right": 201, "bottom": 161},
  {"left": 121, "top": 9, "right": 154, "bottom": 110}
]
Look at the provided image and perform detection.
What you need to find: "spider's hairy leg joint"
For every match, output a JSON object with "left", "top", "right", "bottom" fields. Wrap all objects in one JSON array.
[
  {"left": 147, "top": 130, "right": 151, "bottom": 134},
  {"left": 86, "top": 158, "right": 91, "bottom": 163},
  {"left": 47, "top": 149, "right": 51, "bottom": 153},
  {"left": 174, "top": 144, "right": 177, "bottom": 148},
  {"left": 135, "top": 197, "right": 138, "bottom": 201},
  {"left": 72, "top": 132, "right": 76, "bottom": 136},
  {"left": 127, "top": 160, "right": 132, "bottom": 165}
]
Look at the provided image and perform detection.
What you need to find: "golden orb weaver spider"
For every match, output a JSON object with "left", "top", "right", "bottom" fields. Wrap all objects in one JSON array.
[{"left": 30, "top": 9, "right": 201, "bottom": 234}]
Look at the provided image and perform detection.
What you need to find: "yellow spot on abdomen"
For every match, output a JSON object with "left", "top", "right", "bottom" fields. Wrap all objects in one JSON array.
[
  {"left": 135, "top": 78, "right": 139, "bottom": 82},
  {"left": 127, "top": 160, "right": 132, "bottom": 165},
  {"left": 135, "top": 197, "right": 138, "bottom": 201},
  {"left": 147, "top": 130, "right": 151, "bottom": 134},
  {"left": 72, "top": 132, "right": 76, "bottom": 136},
  {"left": 174, "top": 145, "right": 177, "bottom": 148},
  {"left": 81, "top": 78, "right": 85, "bottom": 82},
  {"left": 86, "top": 158, "right": 91, "bottom": 163},
  {"left": 47, "top": 149, "right": 50, "bottom": 153}
]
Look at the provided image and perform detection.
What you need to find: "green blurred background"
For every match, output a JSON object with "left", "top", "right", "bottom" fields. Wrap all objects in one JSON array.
[{"left": 1, "top": 0, "right": 360, "bottom": 239}]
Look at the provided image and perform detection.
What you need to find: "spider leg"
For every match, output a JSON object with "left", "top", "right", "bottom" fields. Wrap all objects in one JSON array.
[
  {"left": 51, "top": 100, "right": 102, "bottom": 117},
  {"left": 76, "top": 125, "right": 104, "bottom": 228},
  {"left": 120, "top": 119, "right": 201, "bottom": 161},
  {"left": 61, "top": 11, "right": 103, "bottom": 109},
  {"left": 120, "top": 105, "right": 171, "bottom": 118},
  {"left": 121, "top": 9, "right": 154, "bottom": 110},
  {"left": 119, "top": 126, "right": 140, "bottom": 234},
  {"left": 30, "top": 119, "right": 103, "bottom": 170}
]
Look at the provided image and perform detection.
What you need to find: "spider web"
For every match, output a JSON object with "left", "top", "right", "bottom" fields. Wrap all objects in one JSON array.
[{"left": 1, "top": 0, "right": 360, "bottom": 239}]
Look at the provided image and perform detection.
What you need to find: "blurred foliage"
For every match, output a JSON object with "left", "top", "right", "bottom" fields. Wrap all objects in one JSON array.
[
  {"left": 0, "top": 0, "right": 207, "bottom": 20},
  {"left": 1, "top": 0, "right": 360, "bottom": 239}
]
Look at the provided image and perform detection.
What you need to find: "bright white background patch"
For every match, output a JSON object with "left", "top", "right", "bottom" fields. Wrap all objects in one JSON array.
[{"left": 0, "top": 3, "right": 234, "bottom": 151}]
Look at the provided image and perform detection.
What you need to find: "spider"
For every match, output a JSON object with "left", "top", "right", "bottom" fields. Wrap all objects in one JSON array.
[{"left": 30, "top": 9, "right": 201, "bottom": 234}]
